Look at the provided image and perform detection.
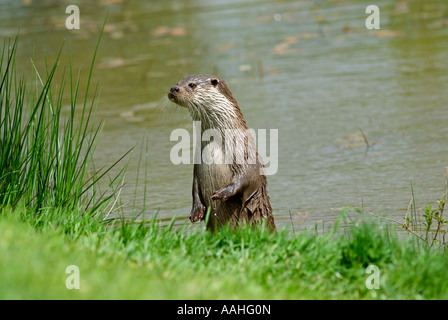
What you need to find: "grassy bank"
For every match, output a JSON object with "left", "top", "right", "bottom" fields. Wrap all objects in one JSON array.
[
  {"left": 2, "top": 206, "right": 448, "bottom": 299},
  {"left": 2, "top": 36, "right": 448, "bottom": 300}
]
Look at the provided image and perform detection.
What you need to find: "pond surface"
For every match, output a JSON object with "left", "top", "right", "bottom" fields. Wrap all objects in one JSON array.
[{"left": 1, "top": 0, "right": 447, "bottom": 231}]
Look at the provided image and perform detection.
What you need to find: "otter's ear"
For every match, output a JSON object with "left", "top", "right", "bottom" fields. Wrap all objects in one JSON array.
[{"left": 210, "top": 78, "right": 219, "bottom": 87}]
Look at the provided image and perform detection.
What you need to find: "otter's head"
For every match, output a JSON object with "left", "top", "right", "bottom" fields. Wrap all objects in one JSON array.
[
  {"left": 168, "top": 74, "right": 219, "bottom": 107},
  {"left": 168, "top": 74, "right": 248, "bottom": 130},
  {"left": 169, "top": 74, "right": 242, "bottom": 117}
]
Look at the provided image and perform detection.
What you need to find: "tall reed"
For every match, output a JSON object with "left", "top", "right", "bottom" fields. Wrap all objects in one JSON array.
[{"left": 0, "top": 34, "right": 130, "bottom": 218}]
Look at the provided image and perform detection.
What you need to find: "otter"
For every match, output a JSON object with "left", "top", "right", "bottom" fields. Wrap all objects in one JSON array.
[{"left": 167, "top": 74, "right": 276, "bottom": 232}]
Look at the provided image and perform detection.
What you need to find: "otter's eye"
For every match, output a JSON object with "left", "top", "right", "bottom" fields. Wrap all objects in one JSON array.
[{"left": 188, "top": 83, "right": 196, "bottom": 89}]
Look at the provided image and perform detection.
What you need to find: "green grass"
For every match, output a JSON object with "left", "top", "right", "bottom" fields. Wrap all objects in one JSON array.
[
  {"left": 2, "top": 35, "right": 448, "bottom": 300},
  {"left": 2, "top": 206, "right": 448, "bottom": 299}
]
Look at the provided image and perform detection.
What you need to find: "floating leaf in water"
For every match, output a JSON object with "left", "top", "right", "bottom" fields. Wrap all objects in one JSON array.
[
  {"left": 271, "top": 37, "right": 299, "bottom": 55},
  {"left": 374, "top": 30, "right": 404, "bottom": 37},
  {"left": 151, "top": 26, "right": 187, "bottom": 38},
  {"left": 296, "top": 211, "right": 309, "bottom": 218},
  {"left": 151, "top": 26, "right": 170, "bottom": 38},
  {"left": 171, "top": 27, "right": 187, "bottom": 36},
  {"left": 103, "top": 24, "right": 130, "bottom": 39},
  {"left": 100, "top": 0, "right": 124, "bottom": 5},
  {"left": 119, "top": 110, "right": 144, "bottom": 123},
  {"left": 394, "top": 1, "right": 409, "bottom": 15},
  {"left": 110, "top": 31, "right": 124, "bottom": 39},
  {"left": 104, "top": 24, "right": 119, "bottom": 33},
  {"left": 213, "top": 41, "right": 237, "bottom": 52},
  {"left": 238, "top": 64, "right": 252, "bottom": 72},
  {"left": 97, "top": 58, "right": 127, "bottom": 69},
  {"left": 300, "top": 32, "right": 316, "bottom": 40}
]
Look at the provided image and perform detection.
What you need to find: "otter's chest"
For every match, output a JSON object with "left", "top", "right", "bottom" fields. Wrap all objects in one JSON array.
[{"left": 197, "top": 140, "right": 233, "bottom": 195}]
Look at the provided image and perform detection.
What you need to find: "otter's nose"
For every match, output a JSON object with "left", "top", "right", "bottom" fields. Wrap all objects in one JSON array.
[{"left": 170, "top": 86, "right": 180, "bottom": 93}]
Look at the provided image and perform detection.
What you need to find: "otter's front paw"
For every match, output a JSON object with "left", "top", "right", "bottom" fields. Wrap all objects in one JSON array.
[
  {"left": 189, "top": 202, "right": 206, "bottom": 223},
  {"left": 211, "top": 183, "right": 236, "bottom": 201}
]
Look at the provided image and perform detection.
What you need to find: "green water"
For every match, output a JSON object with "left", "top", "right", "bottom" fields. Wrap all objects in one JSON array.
[{"left": 1, "top": 0, "right": 447, "bottom": 230}]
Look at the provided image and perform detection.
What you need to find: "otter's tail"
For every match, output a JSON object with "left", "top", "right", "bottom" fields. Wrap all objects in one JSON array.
[{"left": 241, "top": 184, "right": 276, "bottom": 232}]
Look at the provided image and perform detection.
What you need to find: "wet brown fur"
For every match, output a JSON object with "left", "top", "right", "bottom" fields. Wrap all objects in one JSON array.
[{"left": 168, "top": 74, "right": 276, "bottom": 232}]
